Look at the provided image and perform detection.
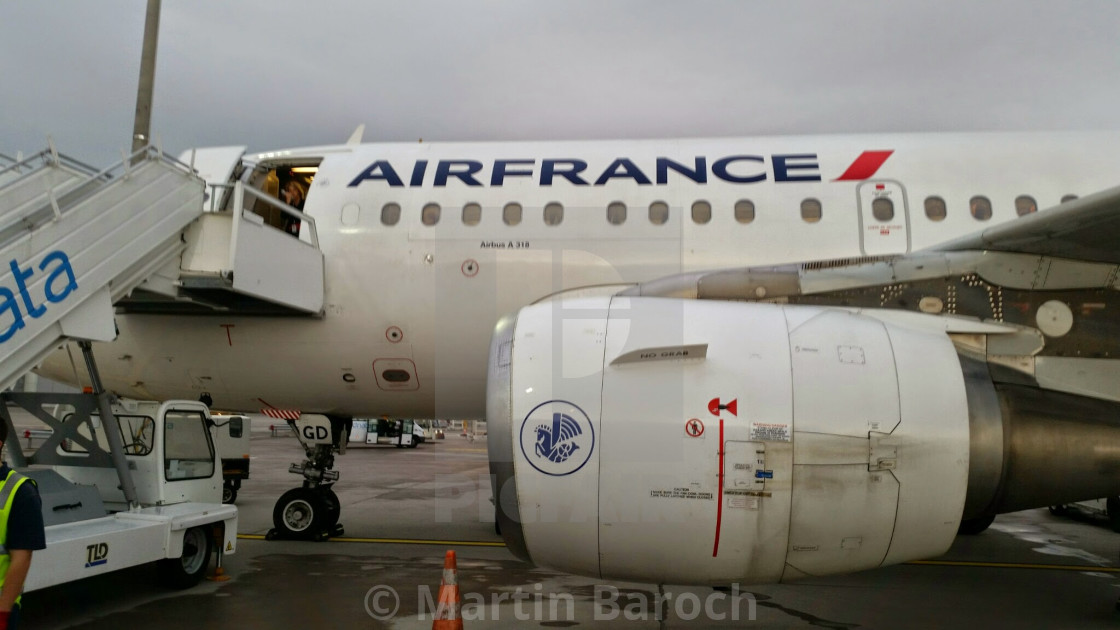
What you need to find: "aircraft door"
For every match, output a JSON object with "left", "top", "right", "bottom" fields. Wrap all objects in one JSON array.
[{"left": 857, "top": 180, "right": 910, "bottom": 256}]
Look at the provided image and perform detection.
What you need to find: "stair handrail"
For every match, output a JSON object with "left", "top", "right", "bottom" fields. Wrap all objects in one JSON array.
[
  {"left": 2, "top": 144, "right": 195, "bottom": 220},
  {"left": 217, "top": 181, "right": 319, "bottom": 249},
  {"left": 78, "top": 145, "right": 196, "bottom": 188},
  {"left": 0, "top": 148, "right": 102, "bottom": 184},
  {"left": 0, "top": 144, "right": 197, "bottom": 197},
  {"left": 0, "top": 145, "right": 205, "bottom": 254}
]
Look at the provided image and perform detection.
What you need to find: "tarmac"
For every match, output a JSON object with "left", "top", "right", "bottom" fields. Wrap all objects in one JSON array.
[{"left": 21, "top": 420, "right": 1120, "bottom": 629}]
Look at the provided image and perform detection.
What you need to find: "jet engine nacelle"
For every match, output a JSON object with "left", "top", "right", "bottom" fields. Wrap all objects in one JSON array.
[{"left": 487, "top": 297, "right": 972, "bottom": 584}]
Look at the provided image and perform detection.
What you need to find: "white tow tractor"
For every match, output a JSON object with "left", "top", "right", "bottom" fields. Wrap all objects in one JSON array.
[{"left": 0, "top": 346, "right": 236, "bottom": 591}]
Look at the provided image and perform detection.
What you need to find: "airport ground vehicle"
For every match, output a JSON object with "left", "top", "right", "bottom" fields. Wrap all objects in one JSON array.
[
  {"left": 416, "top": 419, "right": 447, "bottom": 441},
  {"left": 1, "top": 391, "right": 237, "bottom": 591},
  {"left": 1049, "top": 498, "right": 1120, "bottom": 532},
  {"left": 212, "top": 414, "right": 251, "bottom": 504},
  {"left": 347, "top": 418, "right": 423, "bottom": 448}
]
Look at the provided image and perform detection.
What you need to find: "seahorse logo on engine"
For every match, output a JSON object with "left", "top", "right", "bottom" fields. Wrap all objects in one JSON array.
[
  {"left": 535, "top": 413, "right": 582, "bottom": 463},
  {"left": 519, "top": 400, "right": 595, "bottom": 476}
]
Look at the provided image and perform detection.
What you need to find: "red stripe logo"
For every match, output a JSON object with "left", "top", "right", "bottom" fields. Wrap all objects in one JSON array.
[{"left": 834, "top": 150, "right": 894, "bottom": 181}]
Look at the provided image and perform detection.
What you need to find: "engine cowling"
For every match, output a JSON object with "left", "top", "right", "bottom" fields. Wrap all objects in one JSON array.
[{"left": 488, "top": 296, "right": 974, "bottom": 584}]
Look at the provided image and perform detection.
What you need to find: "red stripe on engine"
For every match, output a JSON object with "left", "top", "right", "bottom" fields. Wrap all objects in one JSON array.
[
  {"left": 834, "top": 150, "right": 894, "bottom": 181},
  {"left": 713, "top": 418, "right": 725, "bottom": 557}
]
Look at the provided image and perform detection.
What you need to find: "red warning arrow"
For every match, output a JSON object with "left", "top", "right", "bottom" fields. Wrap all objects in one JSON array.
[{"left": 708, "top": 398, "right": 738, "bottom": 417}]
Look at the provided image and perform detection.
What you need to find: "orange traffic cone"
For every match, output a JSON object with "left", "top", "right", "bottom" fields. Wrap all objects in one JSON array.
[{"left": 432, "top": 550, "right": 463, "bottom": 630}]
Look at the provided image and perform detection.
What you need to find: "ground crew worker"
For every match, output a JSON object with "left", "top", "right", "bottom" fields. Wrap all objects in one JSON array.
[{"left": 0, "top": 422, "right": 45, "bottom": 629}]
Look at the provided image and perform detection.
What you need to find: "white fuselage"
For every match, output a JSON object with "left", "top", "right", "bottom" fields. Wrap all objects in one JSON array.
[{"left": 37, "top": 131, "right": 1120, "bottom": 417}]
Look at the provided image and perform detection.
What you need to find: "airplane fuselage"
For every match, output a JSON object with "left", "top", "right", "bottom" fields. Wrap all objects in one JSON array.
[{"left": 37, "top": 131, "right": 1120, "bottom": 418}]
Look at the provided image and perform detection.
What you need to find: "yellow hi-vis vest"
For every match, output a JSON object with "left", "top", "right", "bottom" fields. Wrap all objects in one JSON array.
[{"left": 0, "top": 469, "right": 32, "bottom": 606}]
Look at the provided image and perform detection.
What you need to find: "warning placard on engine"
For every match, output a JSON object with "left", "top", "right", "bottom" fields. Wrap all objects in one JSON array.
[
  {"left": 749, "top": 422, "right": 791, "bottom": 442},
  {"left": 727, "top": 496, "right": 760, "bottom": 510},
  {"left": 650, "top": 487, "right": 714, "bottom": 500}
]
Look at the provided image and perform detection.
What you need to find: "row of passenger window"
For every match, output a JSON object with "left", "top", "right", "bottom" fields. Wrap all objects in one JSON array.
[
  {"left": 385, "top": 200, "right": 765, "bottom": 227},
  {"left": 380, "top": 194, "right": 1075, "bottom": 227}
]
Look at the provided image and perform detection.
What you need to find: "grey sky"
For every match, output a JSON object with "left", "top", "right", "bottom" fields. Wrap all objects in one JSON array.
[{"left": 2, "top": 1, "right": 1118, "bottom": 166}]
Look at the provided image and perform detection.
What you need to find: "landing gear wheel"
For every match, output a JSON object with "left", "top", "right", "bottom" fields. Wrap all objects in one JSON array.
[
  {"left": 1107, "top": 497, "right": 1120, "bottom": 533},
  {"left": 157, "top": 526, "right": 212, "bottom": 589},
  {"left": 1048, "top": 504, "right": 1068, "bottom": 516},
  {"left": 318, "top": 487, "right": 345, "bottom": 537},
  {"left": 272, "top": 488, "right": 327, "bottom": 540},
  {"left": 958, "top": 514, "right": 996, "bottom": 535},
  {"left": 319, "top": 487, "right": 341, "bottom": 529},
  {"left": 223, "top": 483, "right": 238, "bottom": 505}
]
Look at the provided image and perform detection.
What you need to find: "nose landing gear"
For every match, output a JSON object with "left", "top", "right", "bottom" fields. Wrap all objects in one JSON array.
[{"left": 266, "top": 414, "right": 350, "bottom": 541}]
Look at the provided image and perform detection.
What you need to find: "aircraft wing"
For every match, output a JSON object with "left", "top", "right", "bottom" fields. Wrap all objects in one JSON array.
[
  {"left": 930, "top": 184, "right": 1120, "bottom": 264},
  {"left": 616, "top": 185, "right": 1120, "bottom": 403}
]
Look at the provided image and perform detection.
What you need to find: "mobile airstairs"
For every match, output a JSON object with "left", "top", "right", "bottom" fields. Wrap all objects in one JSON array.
[
  {"left": 0, "top": 143, "right": 324, "bottom": 590},
  {"left": 0, "top": 143, "right": 325, "bottom": 391}
]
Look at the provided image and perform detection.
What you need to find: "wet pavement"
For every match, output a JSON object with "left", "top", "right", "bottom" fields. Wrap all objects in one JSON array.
[{"left": 23, "top": 426, "right": 1120, "bottom": 629}]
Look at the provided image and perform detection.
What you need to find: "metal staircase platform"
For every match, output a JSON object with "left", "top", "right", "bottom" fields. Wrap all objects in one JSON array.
[
  {"left": 0, "top": 147, "right": 205, "bottom": 390},
  {"left": 120, "top": 180, "right": 325, "bottom": 316}
]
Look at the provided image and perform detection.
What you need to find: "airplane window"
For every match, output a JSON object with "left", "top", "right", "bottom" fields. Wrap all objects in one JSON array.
[
  {"left": 462, "top": 203, "right": 482, "bottom": 226},
  {"left": 969, "top": 196, "right": 992, "bottom": 221},
  {"left": 381, "top": 203, "right": 401, "bottom": 226},
  {"left": 800, "top": 198, "right": 822, "bottom": 223},
  {"left": 503, "top": 202, "right": 522, "bottom": 226},
  {"left": 1015, "top": 195, "right": 1037, "bottom": 216},
  {"left": 607, "top": 202, "right": 627, "bottom": 225},
  {"left": 734, "top": 199, "right": 755, "bottom": 224},
  {"left": 543, "top": 202, "right": 564, "bottom": 226},
  {"left": 421, "top": 203, "right": 441, "bottom": 226},
  {"left": 924, "top": 196, "right": 947, "bottom": 221},
  {"left": 1061, "top": 194, "right": 1078, "bottom": 203},
  {"left": 648, "top": 201, "right": 669, "bottom": 225},
  {"left": 871, "top": 197, "right": 894, "bottom": 222},
  {"left": 340, "top": 203, "right": 359, "bottom": 226},
  {"left": 691, "top": 200, "right": 712, "bottom": 224}
]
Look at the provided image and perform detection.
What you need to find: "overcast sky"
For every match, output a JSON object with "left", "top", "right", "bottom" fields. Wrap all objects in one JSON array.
[{"left": 2, "top": 1, "right": 1118, "bottom": 166}]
